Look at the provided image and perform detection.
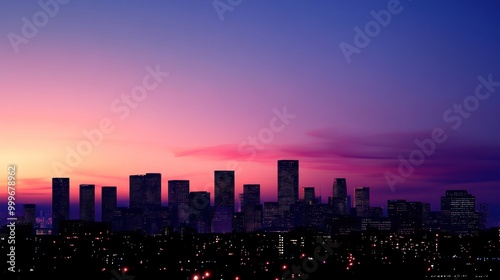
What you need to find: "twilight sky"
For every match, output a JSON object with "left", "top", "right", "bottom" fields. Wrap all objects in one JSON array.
[{"left": 1, "top": 0, "right": 500, "bottom": 225}]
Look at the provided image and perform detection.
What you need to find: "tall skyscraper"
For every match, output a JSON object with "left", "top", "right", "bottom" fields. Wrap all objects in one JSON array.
[
  {"left": 52, "top": 177, "right": 70, "bottom": 235},
  {"left": 214, "top": 171, "right": 235, "bottom": 209},
  {"left": 422, "top": 202, "right": 432, "bottom": 230},
  {"left": 332, "top": 178, "right": 347, "bottom": 197},
  {"left": 102, "top": 186, "right": 117, "bottom": 224},
  {"left": 189, "top": 191, "right": 211, "bottom": 233},
  {"left": 332, "top": 178, "right": 349, "bottom": 215},
  {"left": 23, "top": 204, "right": 36, "bottom": 227},
  {"left": 128, "top": 173, "right": 163, "bottom": 235},
  {"left": 387, "top": 199, "right": 406, "bottom": 230},
  {"left": 441, "top": 190, "right": 479, "bottom": 234},
  {"left": 277, "top": 160, "right": 299, "bottom": 218},
  {"left": 79, "top": 184, "right": 95, "bottom": 222},
  {"left": 129, "top": 175, "right": 143, "bottom": 208},
  {"left": 242, "top": 184, "right": 261, "bottom": 232},
  {"left": 354, "top": 187, "right": 370, "bottom": 218},
  {"left": 129, "top": 173, "right": 162, "bottom": 210},
  {"left": 213, "top": 170, "right": 235, "bottom": 233},
  {"left": 168, "top": 180, "right": 190, "bottom": 230}
]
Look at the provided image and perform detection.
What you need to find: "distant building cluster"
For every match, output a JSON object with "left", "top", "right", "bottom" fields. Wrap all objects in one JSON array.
[{"left": 14, "top": 160, "right": 490, "bottom": 236}]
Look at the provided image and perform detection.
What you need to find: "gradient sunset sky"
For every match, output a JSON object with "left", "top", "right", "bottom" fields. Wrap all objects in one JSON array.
[{"left": 1, "top": 0, "right": 500, "bottom": 224}]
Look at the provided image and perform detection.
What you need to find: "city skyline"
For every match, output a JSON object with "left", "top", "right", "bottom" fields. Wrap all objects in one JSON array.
[
  {"left": 3, "top": 162, "right": 497, "bottom": 278},
  {"left": 1, "top": 1, "right": 500, "bottom": 225},
  {"left": 5, "top": 155, "right": 499, "bottom": 223},
  {"left": 5, "top": 159, "right": 496, "bottom": 230},
  {"left": 2, "top": 1, "right": 500, "bottom": 278}
]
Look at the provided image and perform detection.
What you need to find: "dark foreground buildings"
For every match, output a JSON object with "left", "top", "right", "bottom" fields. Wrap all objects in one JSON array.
[
  {"left": 6, "top": 161, "right": 497, "bottom": 279},
  {"left": 2, "top": 223, "right": 500, "bottom": 279}
]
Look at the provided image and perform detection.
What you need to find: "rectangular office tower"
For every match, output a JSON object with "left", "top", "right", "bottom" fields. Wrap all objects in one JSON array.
[
  {"left": 80, "top": 184, "right": 95, "bottom": 222},
  {"left": 213, "top": 170, "right": 235, "bottom": 233},
  {"left": 331, "top": 178, "right": 349, "bottom": 216},
  {"left": 129, "top": 173, "right": 162, "bottom": 210},
  {"left": 355, "top": 187, "right": 370, "bottom": 218},
  {"left": 333, "top": 178, "right": 347, "bottom": 197},
  {"left": 242, "top": 184, "right": 260, "bottom": 209},
  {"left": 262, "top": 202, "right": 280, "bottom": 229},
  {"left": 242, "top": 184, "right": 262, "bottom": 232},
  {"left": 277, "top": 160, "right": 299, "bottom": 219},
  {"left": 101, "top": 186, "right": 117, "bottom": 224},
  {"left": 189, "top": 191, "right": 211, "bottom": 233},
  {"left": 441, "top": 190, "right": 479, "bottom": 234},
  {"left": 23, "top": 204, "right": 36, "bottom": 227},
  {"left": 52, "top": 178, "right": 70, "bottom": 235},
  {"left": 387, "top": 199, "right": 423, "bottom": 234},
  {"left": 168, "top": 180, "right": 190, "bottom": 230}
]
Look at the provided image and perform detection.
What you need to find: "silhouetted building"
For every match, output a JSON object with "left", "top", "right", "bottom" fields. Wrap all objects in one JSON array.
[
  {"left": 333, "top": 178, "right": 347, "bottom": 197},
  {"left": 277, "top": 160, "right": 299, "bottom": 223},
  {"left": 330, "top": 216, "right": 358, "bottom": 235},
  {"left": 144, "top": 207, "right": 170, "bottom": 235},
  {"left": 213, "top": 171, "right": 234, "bottom": 233},
  {"left": 426, "top": 210, "right": 442, "bottom": 231},
  {"left": 387, "top": 200, "right": 423, "bottom": 234},
  {"left": 127, "top": 173, "right": 164, "bottom": 234},
  {"left": 480, "top": 203, "right": 490, "bottom": 229},
  {"left": 263, "top": 202, "right": 280, "bottom": 229},
  {"left": 242, "top": 184, "right": 260, "bottom": 209},
  {"left": 101, "top": 186, "right": 117, "bottom": 224},
  {"left": 370, "top": 206, "right": 384, "bottom": 218},
  {"left": 242, "top": 184, "right": 262, "bottom": 232},
  {"left": 233, "top": 212, "right": 245, "bottom": 233},
  {"left": 52, "top": 177, "right": 70, "bottom": 235},
  {"left": 441, "top": 190, "right": 480, "bottom": 235},
  {"left": 303, "top": 187, "right": 316, "bottom": 205},
  {"left": 168, "top": 180, "right": 190, "bottom": 231},
  {"left": 130, "top": 173, "right": 162, "bottom": 210},
  {"left": 212, "top": 207, "right": 233, "bottom": 233},
  {"left": 79, "top": 184, "right": 95, "bottom": 222},
  {"left": 355, "top": 187, "right": 370, "bottom": 218},
  {"left": 422, "top": 202, "right": 431, "bottom": 230},
  {"left": 112, "top": 207, "right": 144, "bottom": 233},
  {"left": 214, "top": 171, "right": 235, "bottom": 209},
  {"left": 23, "top": 204, "right": 36, "bottom": 227},
  {"left": 331, "top": 178, "right": 349, "bottom": 216},
  {"left": 112, "top": 206, "right": 169, "bottom": 235},
  {"left": 239, "top": 193, "right": 244, "bottom": 212},
  {"left": 360, "top": 217, "right": 392, "bottom": 231},
  {"left": 59, "top": 219, "right": 85, "bottom": 237},
  {"left": 305, "top": 204, "right": 332, "bottom": 231},
  {"left": 189, "top": 191, "right": 211, "bottom": 233},
  {"left": 407, "top": 201, "right": 424, "bottom": 232},
  {"left": 290, "top": 201, "right": 307, "bottom": 228},
  {"left": 388, "top": 199, "right": 406, "bottom": 232}
]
